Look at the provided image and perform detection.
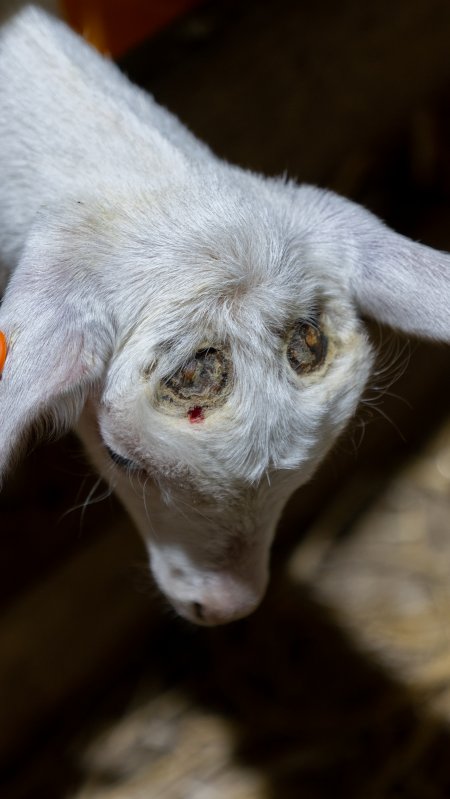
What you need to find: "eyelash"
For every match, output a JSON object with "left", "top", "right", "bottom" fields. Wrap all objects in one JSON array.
[{"left": 105, "top": 446, "right": 138, "bottom": 471}]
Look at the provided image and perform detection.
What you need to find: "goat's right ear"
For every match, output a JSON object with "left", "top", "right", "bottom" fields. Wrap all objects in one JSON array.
[
  {"left": 344, "top": 202, "right": 450, "bottom": 342},
  {"left": 0, "top": 240, "right": 113, "bottom": 483}
]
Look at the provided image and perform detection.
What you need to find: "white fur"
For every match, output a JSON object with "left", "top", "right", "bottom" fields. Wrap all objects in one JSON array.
[{"left": 0, "top": 7, "right": 449, "bottom": 625}]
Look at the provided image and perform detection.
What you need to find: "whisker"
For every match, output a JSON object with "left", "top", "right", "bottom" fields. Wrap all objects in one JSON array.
[{"left": 59, "top": 476, "right": 113, "bottom": 530}]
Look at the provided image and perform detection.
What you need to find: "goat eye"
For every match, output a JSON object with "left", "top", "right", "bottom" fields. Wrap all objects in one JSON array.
[
  {"left": 105, "top": 446, "right": 137, "bottom": 470},
  {"left": 287, "top": 320, "right": 327, "bottom": 375},
  {"left": 159, "top": 347, "right": 229, "bottom": 406}
]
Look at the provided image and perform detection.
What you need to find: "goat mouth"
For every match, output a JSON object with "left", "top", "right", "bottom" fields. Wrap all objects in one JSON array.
[{"left": 168, "top": 589, "right": 265, "bottom": 627}]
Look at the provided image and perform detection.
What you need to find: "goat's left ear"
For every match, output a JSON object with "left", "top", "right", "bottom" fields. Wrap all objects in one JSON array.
[
  {"left": 0, "top": 239, "right": 113, "bottom": 483},
  {"left": 349, "top": 208, "right": 450, "bottom": 342}
]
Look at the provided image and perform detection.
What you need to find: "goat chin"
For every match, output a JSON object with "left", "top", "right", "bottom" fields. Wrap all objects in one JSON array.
[{"left": 0, "top": 8, "right": 449, "bottom": 625}]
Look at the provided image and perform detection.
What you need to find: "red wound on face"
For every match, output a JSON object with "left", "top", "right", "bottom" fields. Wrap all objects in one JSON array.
[
  {"left": 0, "top": 331, "right": 7, "bottom": 375},
  {"left": 188, "top": 405, "right": 204, "bottom": 423}
]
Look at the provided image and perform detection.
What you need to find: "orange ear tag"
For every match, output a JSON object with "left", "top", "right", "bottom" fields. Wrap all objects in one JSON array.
[{"left": 0, "top": 330, "right": 8, "bottom": 375}]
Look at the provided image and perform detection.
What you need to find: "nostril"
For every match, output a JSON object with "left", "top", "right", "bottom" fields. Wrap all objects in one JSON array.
[
  {"left": 168, "top": 577, "right": 267, "bottom": 626},
  {"left": 192, "top": 601, "right": 205, "bottom": 622}
]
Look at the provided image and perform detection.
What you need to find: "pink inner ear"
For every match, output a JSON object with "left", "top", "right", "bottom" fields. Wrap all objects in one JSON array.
[{"left": 188, "top": 405, "right": 204, "bottom": 423}]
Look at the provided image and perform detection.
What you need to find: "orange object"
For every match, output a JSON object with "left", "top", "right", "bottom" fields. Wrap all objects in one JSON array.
[
  {"left": 61, "top": 0, "right": 204, "bottom": 58},
  {"left": 0, "top": 331, "right": 7, "bottom": 375}
]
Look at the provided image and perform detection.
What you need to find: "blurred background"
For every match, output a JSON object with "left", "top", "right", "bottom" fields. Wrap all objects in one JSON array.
[{"left": 1, "top": 1, "right": 450, "bottom": 797}]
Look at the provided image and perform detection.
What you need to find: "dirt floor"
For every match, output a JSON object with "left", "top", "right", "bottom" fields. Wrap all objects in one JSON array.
[{"left": 1, "top": 1, "right": 450, "bottom": 797}]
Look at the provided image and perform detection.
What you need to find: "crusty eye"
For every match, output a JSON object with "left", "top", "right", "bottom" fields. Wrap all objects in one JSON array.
[
  {"left": 157, "top": 347, "right": 229, "bottom": 408},
  {"left": 287, "top": 320, "right": 327, "bottom": 375}
]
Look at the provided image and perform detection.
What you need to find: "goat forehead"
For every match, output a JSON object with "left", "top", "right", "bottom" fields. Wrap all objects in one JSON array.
[
  {"left": 127, "top": 254, "right": 336, "bottom": 369},
  {"left": 90, "top": 184, "right": 340, "bottom": 322}
]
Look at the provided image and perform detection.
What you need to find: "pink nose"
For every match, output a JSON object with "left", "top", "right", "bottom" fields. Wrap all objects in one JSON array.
[{"left": 171, "top": 578, "right": 266, "bottom": 626}]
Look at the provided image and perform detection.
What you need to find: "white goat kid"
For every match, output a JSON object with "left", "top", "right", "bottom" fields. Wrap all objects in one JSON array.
[{"left": 0, "top": 7, "right": 449, "bottom": 626}]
